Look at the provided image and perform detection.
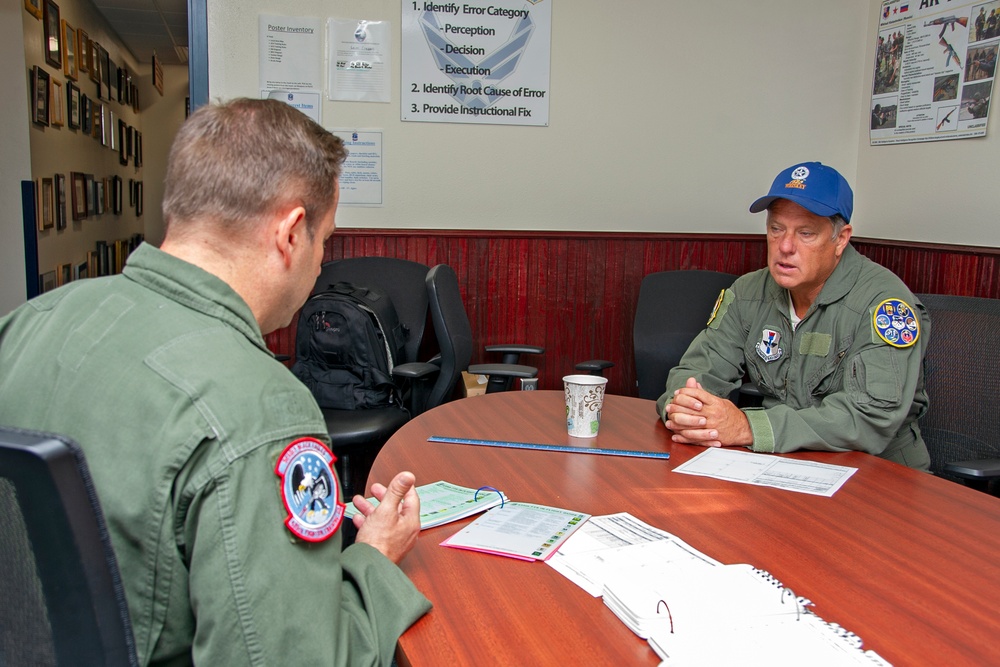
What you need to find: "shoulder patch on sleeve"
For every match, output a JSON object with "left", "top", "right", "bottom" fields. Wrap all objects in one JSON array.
[
  {"left": 275, "top": 438, "right": 345, "bottom": 542},
  {"left": 872, "top": 298, "right": 920, "bottom": 348},
  {"left": 707, "top": 288, "right": 734, "bottom": 329}
]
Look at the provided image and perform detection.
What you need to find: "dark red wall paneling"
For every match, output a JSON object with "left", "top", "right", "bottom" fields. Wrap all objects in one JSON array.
[{"left": 266, "top": 230, "right": 1000, "bottom": 397}]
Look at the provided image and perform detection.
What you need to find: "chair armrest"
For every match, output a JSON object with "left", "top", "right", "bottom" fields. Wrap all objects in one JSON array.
[
  {"left": 484, "top": 344, "right": 545, "bottom": 365},
  {"left": 944, "top": 459, "right": 1000, "bottom": 480},
  {"left": 392, "top": 362, "right": 440, "bottom": 380},
  {"left": 575, "top": 359, "right": 615, "bottom": 374},
  {"left": 468, "top": 363, "right": 538, "bottom": 379}
]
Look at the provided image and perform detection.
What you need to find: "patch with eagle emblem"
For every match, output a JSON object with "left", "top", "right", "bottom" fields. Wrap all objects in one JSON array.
[{"left": 275, "top": 438, "right": 345, "bottom": 542}]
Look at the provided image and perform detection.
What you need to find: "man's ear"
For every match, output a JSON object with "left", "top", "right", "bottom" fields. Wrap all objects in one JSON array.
[
  {"left": 835, "top": 224, "right": 853, "bottom": 257},
  {"left": 273, "top": 205, "right": 307, "bottom": 267}
]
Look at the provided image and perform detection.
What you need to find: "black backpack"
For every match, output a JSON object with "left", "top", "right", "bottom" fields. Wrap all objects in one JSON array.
[{"left": 291, "top": 282, "right": 407, "bottom": 410}]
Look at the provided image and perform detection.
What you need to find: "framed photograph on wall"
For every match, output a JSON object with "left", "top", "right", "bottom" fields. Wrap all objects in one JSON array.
[
  {"left": 39, "top": 177, "right": 54, "bottom": 231},
  {"left": 24, "top": 0, "right": 43, "bottom": 19},
  {"left": 70, "top": 171, "right": 87, "bottom": 220},
  {"left": 43, "top": 0, "right": 61, "bottom": 69},
  {"left": 31, "top": 66, "right": 50, "bottom": 126},
  {"left": 61, "top": 19, "right": 77, "bottom": 80},
  {"left": 100, "top": 46, "right": 111, "bottom": 100},
  {"left": 55, "top": 172, "right": 66, "bottom": 229},
  {"left": 85, "top": 174, "right": 95, "bottom": 216},
  {"left": 57, "top": 263, "right": 72, "bottom": 286},
  {"left": 112, "top": 176, "right": 122, "bottom": 215},
  {"left": 94, "top": 178, "right": 108, "bottom": 215},
  {"left": 87, "top": 251, "right": 98, "bottom": 277},
  {"left": 40, "top": 270, "right": 56, "bottom": 293},
  {"left": 89, "top": 40, "right": 100, "bottom": 84},
  {"left": 118, "top": 119, "right": 127, "bottom": 165},
  {"left": 74, "top": 261, "right": 88, "bottom": 281},
  {"left": 135, "top": 180, "right": 143, "bottom": 217},
  {"left": 135, "top": 130, "right": 142, "bottom": 167},
  {"left": 77, "top": 28, "right": 89, "bottom": 73},
  {"left": 93, "top": 102, "right": 103, "bottom": 141},
  {"left": 49, "top": 78, "right": 64, "bottom": 127},
  {"left": 66, "top": 81, "right": 79, "bottom": 129},
  {"left": 80, "top": 93, "right": 92, "bottom": 134}
]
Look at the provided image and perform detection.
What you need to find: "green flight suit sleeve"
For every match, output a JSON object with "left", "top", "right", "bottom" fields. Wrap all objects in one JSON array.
[{"left": 181, "top": 444, "right": 430, "bottom": 667}]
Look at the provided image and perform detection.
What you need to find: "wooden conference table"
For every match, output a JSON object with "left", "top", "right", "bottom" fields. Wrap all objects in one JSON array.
[{"left": 368, "top": 391, "right": 1000, "bottom": 666}]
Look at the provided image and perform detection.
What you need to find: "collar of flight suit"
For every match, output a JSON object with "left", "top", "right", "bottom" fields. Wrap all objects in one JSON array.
[{"left": 120, "top": 243, "right": 270, "bottom": 355}]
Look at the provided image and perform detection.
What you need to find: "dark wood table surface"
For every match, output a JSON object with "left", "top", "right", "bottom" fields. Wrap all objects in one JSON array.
[{"left": 367, "top": 390, "right": 1000, "bottom": 666}]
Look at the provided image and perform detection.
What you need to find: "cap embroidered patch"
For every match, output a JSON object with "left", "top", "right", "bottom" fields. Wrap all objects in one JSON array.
[
  {"left": 275, "top": 438, "right": 345, "bottom": 542},
  {"left": 873, "top": 298, "right": 920, "bottom": 348}
]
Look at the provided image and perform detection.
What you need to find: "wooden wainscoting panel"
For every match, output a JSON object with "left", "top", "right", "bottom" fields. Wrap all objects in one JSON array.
[{"left": 265, "top": 230, "right": 1000, "bottom": 398}]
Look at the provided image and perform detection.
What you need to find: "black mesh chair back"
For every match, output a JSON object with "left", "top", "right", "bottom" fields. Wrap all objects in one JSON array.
[
  {"left": 917, "top": 294, "right": 1000, "bottom": 484},
  {"left": 633, "top": 270, "right": 739, "bottom": 400},
  {"left": 0, "top": 426, "right": 138, "bottom": 667},
  {"left": 425, "top": 264, "right": 475, "bottom": 410}
]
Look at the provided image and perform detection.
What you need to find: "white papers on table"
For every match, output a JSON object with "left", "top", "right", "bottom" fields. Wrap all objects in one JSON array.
[
  {"left": 440, "top": 502, "right": 589, "bottom": 561},
  {"left": 344, "top": 480, "right": 507, "bottom": 530},
  {"left": 648, "top": 611, "right": 893, "bottom": 666},
  {"left": 547, "top": 513, "right": 720, "bottom": 596},
  {"left": 672, "top": 448, "right": 858, "bottom": 497},
  {"left": 603, "top": 563, "right": 809, "bottom": 639}
]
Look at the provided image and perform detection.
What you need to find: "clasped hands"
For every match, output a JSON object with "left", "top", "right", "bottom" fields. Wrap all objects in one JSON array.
[{"left": 664, "top": 377, "right": 753, "bottom": 448}]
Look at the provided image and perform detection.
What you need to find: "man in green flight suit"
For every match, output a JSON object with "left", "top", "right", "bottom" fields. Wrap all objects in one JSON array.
[
  {"left": 659, "top": 162, "right": 931, "bottom": 470},
  {"left": 0, "top": 98, "right": 430, "bottom": 664}
]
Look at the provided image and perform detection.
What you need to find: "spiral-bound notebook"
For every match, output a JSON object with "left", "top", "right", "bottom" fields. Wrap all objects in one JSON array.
[{"left": 603, "top": 563, "right": 890, "bottom": 666}]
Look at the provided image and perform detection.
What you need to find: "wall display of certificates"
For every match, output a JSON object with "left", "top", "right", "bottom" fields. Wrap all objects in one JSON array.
[
  {"left": 401, "top": 0, "right": 552, "bottom": 126},
  {"left": 871, "top": 0, "right": 998, "bottom": 145}
]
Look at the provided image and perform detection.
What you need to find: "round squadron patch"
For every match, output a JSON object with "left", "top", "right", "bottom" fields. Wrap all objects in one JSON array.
[
  {"left": 873, "top": 298, "right": 920, "bottom": 348},
  {"left": 275, "top": 438, "right": 345, "bottom": 542}
]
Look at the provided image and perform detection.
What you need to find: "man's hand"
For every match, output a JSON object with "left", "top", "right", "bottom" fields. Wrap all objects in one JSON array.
[
  {"left": 665, "top": 377, "right": 754, "bottom": 447},
  {"left": 353, "top": 471, "right": 421, "bottom": 564}
]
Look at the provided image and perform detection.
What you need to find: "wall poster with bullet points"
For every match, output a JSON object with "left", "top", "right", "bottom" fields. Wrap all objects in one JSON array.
[{"left": 401, "top": 0, "right": 551, "bottom": 126}]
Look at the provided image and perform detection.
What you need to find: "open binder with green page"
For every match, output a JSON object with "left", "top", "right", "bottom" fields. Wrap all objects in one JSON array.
[{"left": 344, "top": 480, "right": 508, "bottom": 529}]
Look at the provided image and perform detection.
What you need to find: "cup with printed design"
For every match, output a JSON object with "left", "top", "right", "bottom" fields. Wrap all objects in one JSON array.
[{"left": 563, "top": 374, "right": 608, "bottom": 438}]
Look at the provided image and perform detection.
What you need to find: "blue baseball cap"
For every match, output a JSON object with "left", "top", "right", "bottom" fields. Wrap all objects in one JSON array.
[{"left": 749, "top": 162, "right": 854, "bottom": 222}]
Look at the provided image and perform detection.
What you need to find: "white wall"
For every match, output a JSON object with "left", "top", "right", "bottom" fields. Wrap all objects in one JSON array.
[
  {"left": 208, "top": 0, "right": 870, "bottom": 234},
  {"left": 1, "top": 0, "right": 33, "bottom": 313},
  {"left": 140, "top": 64, "right": 190, "bottom": 246}
]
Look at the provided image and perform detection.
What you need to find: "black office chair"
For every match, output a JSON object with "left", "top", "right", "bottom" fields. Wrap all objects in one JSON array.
[
  {"left": 425, "top": 264, "right": 541, "bottom": 407},
  {"left": 0, "top": 426, "right": 138, "bottom": 667},
  {"left": 297, "top": 258, "right": 440, "bottom": 498},
  {"left": 917, "top": 293, "right": 1000, "bottom": 493},
  {"left": 633, "top": 270, "right": 740, "bottom": 400}
]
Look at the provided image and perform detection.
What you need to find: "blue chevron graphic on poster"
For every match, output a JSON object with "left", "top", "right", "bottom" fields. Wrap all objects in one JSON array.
[{"left": 402, "top": 0, "right": 552, "bottom": 126}]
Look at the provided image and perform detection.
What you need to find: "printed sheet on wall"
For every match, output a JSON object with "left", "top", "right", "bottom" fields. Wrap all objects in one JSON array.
[{"left": 871, "top": 0, "right": 998, "bottom": 144}]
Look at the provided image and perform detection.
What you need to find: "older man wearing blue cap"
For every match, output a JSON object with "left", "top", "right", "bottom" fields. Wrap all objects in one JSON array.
[{"left": 658, "top": 162, "right": 931, "bottom": 470}]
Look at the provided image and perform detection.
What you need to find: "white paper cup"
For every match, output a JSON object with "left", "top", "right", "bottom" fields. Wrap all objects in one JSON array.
[{"left": 563, "top": 374, "right": 608, "bottom": 438}]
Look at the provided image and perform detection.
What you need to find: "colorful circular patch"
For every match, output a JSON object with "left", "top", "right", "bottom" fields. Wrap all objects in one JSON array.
[
  {"left": 872, "top": 298, "right": 920, "bottom": 348},
  {"left": 275, "top": 438, "right": 345, "bottom": 542}
]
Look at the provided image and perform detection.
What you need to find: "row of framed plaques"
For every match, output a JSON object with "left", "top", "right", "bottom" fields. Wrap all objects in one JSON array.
[
  {"left": 27, "top": 0, "right": 140, "bottom": 112},
  {"left": 31, "top": 66, "right": 143, "bottom": 168},
  {"left": 37, "top": 233, "right": 145, "bottom": 294},
  {"left": 35, "top": 173, "right": 143, "bottom": 232}
]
